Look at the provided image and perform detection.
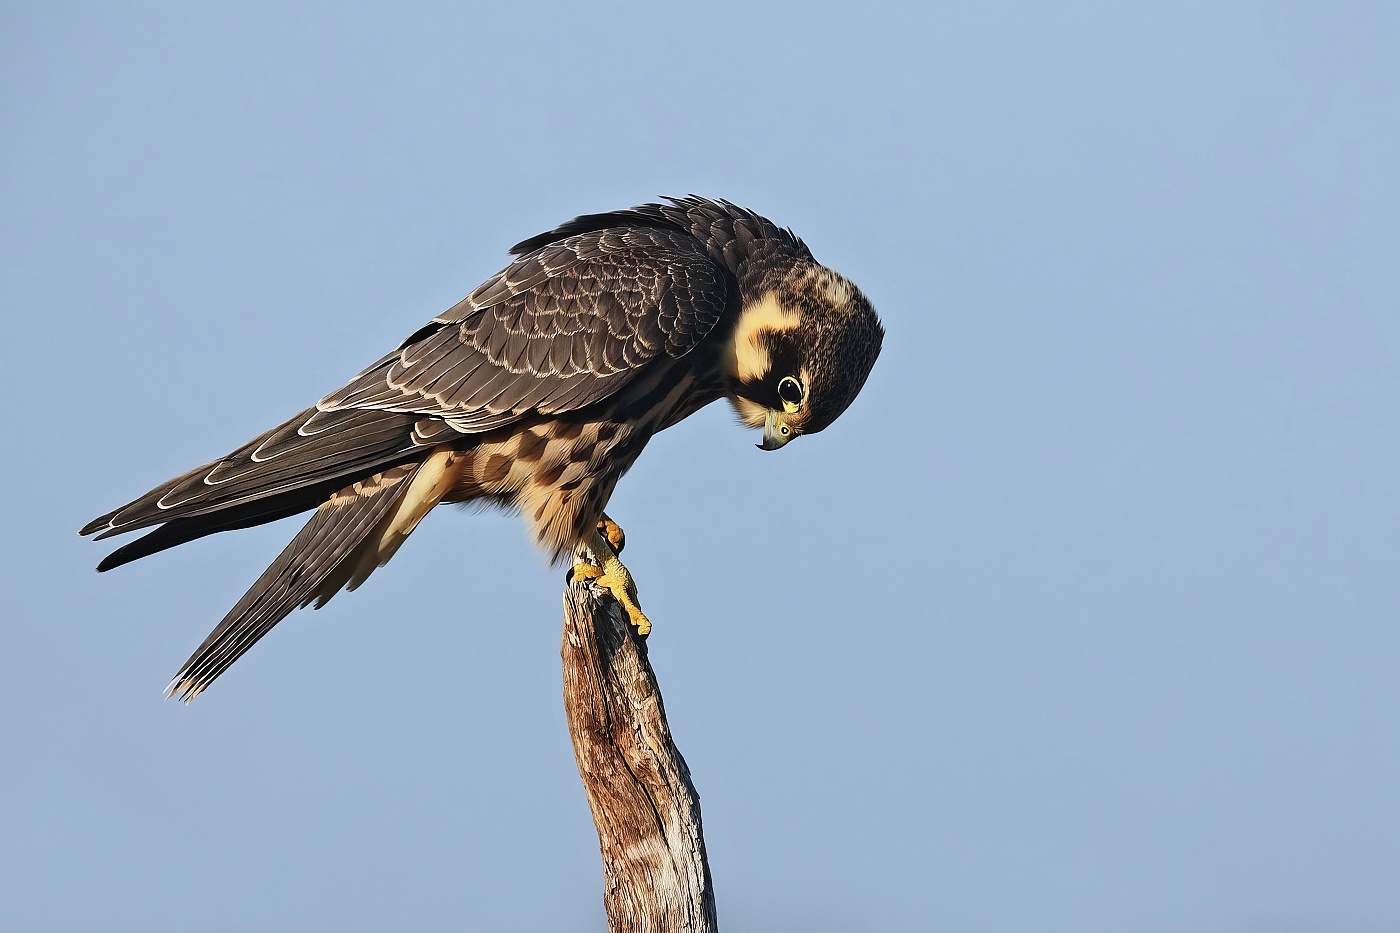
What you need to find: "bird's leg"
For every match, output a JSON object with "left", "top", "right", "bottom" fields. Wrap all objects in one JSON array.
[
  {"left": 571, "top": 514, "right": 651, "bottom": 636},
  {"left": 571, "top": 514, "right": 625, "bottom": 577}
]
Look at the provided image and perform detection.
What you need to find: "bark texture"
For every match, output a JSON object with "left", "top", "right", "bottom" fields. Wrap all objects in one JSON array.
[{"left": 561, "top": 580, "right": 718, "bottom": 933}]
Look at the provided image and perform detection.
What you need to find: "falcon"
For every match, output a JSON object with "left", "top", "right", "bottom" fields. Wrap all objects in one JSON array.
[{"left": 82, "top": 197, "right": 884, "bottom": 700}]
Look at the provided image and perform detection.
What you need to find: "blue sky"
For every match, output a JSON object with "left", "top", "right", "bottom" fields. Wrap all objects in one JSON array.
[{"left": 3, "top": 2, "right": 1399, "bottom": 930}]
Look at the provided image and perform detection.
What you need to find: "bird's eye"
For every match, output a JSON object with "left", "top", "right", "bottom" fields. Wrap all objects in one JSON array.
[{"left": 778, "top": 377, "right": 804, "bottom": 405}]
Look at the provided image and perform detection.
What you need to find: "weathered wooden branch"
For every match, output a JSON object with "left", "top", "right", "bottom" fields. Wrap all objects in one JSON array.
[{"left": 561, "top": 580, "right": 718, "bottom": 933}]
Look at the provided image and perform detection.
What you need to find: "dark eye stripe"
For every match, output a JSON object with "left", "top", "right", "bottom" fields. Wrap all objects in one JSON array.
[{"left": 778, "top": 377, "right": 804, "bottom": 404}]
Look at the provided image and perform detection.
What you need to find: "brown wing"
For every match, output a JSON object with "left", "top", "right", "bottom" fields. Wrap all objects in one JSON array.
[
  {"left": 318, "top": 225, "right": 733, "bottom": 431},
  {"left": 82, "top": 223, "right": 732, "bottom": 557}
]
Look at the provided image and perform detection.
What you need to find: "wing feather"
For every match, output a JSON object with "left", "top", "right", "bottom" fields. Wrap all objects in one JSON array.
[
  {"left": 316, "top": 226, "right": 733, "bottom": 428},
  {"left": 84, "top": 216, "right": 733, "bottom": 560},
  {"left": 82, "top": 407, "right": 423, "bottom": 539}
]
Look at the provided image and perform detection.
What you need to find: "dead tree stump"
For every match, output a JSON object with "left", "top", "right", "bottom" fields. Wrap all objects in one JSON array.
[{"left": 561, "top": 580, "right": 718, "bottom": 933}]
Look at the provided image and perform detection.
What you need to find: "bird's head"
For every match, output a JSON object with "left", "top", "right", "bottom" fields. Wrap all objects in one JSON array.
[{"left": 726, "top": 264, "right": 884, "bottom": 450}]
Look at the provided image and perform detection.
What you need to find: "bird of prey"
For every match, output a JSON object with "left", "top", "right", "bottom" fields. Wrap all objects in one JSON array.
[{"left": 82, "top": 197, "right": 884, "bottom": 701}]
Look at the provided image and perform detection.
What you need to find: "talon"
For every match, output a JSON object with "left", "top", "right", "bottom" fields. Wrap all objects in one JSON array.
[
  {"left": 583, "top": 525, "right": 652, "bottom": 636},
  {"left": 597, "top": 570, "right": 651, "bottom": 636},
  {"left": 597, "top": 514, "right": 625, "bottom": 554},
  {"left": 571, "top": 560, "right": 603, "bottom": 584}
]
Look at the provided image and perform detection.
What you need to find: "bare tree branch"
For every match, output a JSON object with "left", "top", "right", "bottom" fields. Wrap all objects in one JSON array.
[{"left": 561, "top": 580, "right": 718, "bottom": 933}]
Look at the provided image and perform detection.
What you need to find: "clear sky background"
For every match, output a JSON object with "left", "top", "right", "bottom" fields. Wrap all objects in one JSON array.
[{"left": 3, "top": 3, "right": 1398, "bottom": 931}]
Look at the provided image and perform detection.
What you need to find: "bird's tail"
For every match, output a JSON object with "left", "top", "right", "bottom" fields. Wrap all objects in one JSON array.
[{"left": 168, "top": 448, "right": 463, "bottom": 701}]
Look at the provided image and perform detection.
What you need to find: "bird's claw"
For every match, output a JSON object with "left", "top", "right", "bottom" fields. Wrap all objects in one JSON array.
[
  {"left": 597, "top": 567, "right": 651, "bottom": 636},
  {"left": 571, "top": 561, "right": 604, "bottom": 584},
  {"left": 571, "top": 519, "right": 651, "bottom": 636},
  {"left": 597, "top": 515, "right": 625, "bottom": 554}
]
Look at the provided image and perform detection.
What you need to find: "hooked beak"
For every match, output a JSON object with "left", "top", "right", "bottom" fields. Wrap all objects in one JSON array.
[{"left": 757, "top": 410, "right": 795, "bottom": 451}]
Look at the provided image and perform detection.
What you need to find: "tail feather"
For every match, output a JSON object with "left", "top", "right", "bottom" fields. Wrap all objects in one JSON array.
[
  {"left": 167, "top": 460, "right": 431, "bottom": 702},
  {"left": 309, "top": 449, "right": 464, "bottom": 604}
]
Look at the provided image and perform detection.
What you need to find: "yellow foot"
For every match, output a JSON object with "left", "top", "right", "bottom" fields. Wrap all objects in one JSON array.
[
  {"left": 597, "top": 515, "right": 625, "bottom": 554},
  {"left": 572, "top": 520, "right": 651, "bottom": 636},
  {"left": 571, "top": 561, "right": 603, "bottom": 583},
  {"left": 597, "top": 567, "right": 652, "bottom": 636}
]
